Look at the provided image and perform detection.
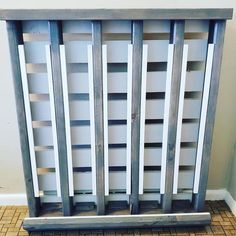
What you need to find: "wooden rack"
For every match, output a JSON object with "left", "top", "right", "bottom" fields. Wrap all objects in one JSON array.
[{"left": 0, "top": 8, "right": 233, "bottom": 231}]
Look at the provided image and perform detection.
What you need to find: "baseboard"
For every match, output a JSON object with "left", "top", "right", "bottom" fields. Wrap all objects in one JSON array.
[
  {"left": 206, "top": 189, "right": 227, "bottom": 201},
  {"left": 0, "top": 193, "right": 27, "bottom": 205},
  {"left": 0, "top": 190, "right": 235, "bottom": 216},
  {"left": 225, "top": 191, "right": 236, "bottom": 216}
]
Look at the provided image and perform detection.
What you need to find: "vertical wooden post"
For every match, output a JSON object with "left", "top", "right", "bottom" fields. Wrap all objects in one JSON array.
[
  {"left": 48, "top": 20, "right": 72, "bottom": 216},
  {"left": 162, "top": 20, "right": 185, "bottom": 213},
  {"left": 6, "top": 20, "right": 40, "bottom": 217},
  {"left": 130, "top": 20, "right": 143, "bottom": 214},
  {"left": 92, "top": 20, "right": 105, "bottom": 215},
  {"left": 193, "top": 20, "right": 226, "bottom": 211}
]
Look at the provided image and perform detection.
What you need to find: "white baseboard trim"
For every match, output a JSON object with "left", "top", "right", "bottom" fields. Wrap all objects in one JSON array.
[
  {"left": 0, "top": 190, "right": 235, "bottom": 216},
  {"left": 206, "top": 189, "right": 227, "bottom": 201},
  {"left": 225, "top": 191, "right": 236, "bottom": 216},
  {"left": 0, "top": 194, "right": 27, "bottom": 205}
]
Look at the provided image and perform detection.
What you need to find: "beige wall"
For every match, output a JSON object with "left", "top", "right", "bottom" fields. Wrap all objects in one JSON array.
[{"left": 0, "top": 0, "right": 235, "bottom": 199}]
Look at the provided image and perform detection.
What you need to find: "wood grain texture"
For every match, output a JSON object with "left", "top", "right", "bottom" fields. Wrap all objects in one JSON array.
[
  {"left": 0, "top": 9, "right": 233, "bottom": 20},
  {"left": 23, "top": 212, "right": 211, "bottom": 231},
  {"left": 193, "top": 20, "right": 226, "bottom": 212},
  {"left": 162, "top": 20, "right": 185, "bottom": 213},
  {"left": 130, "top": 20, "right": 143, "bottom": 214},
  {"left": 92, "top": 20, "right": 105, "bottom": 215},
  {"left": 48, "top": 20, "right": 72, "bottom": 216},
  {"left": 6, "top": 21, "right": 40, "bottom": 217}
]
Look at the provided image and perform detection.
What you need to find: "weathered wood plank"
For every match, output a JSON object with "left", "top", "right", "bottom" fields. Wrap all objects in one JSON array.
[
  {"left": 6, "top": 20, "right": 40, "bottom": 217},
  {"left": 0, "top": 9, "right": 233, "bottom": 20},
  {"left": 92, "top": 20, "right": 105, "bottom": 215},
  {"left": 23, "top": 212, "right": 211, "bottom": 231},
  {"left": 193, "top": 20, "right": 226, "bottom": 211},
  {"left": 130, "top": 20, "right": 143, "bottom": 214},
  {"left": 48, "top": 20, "right": 72, "bottom": 216},
  {"left": 162, "top": 20, "right": 185, "bottom": 213}
]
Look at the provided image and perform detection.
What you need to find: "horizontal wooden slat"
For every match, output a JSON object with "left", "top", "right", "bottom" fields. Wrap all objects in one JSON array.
[
  {"left": 143, "top": 20, "right": 170, "bottom": 33},
  {"left": 33, "top": 123, "right": 199, "bottom": 146},
  {"left": 109, "top": 172, "right": 126, "bottom": 190},
  {"left": 23, "top": 39, "right": 207, "bottom": 64},
  {"left": 63, "top": 21, "right": 92, "bottom": 33},
  {"left": 28, "top": 73, "right": 49, "bottom": 93},
  {"left": 40, "top": 190, "right": 195, "bottom": 203},
  {"left": 27, "top": 70, "right": 204, "bottom": 94},
  {"left": 36, "top": 150, "right": 55, "bottom": 168},
  {"left": 1, "top": 9, "right": 232, "bottom": 20},
  {"left": 38, "top": 170, "right": 195, "bottom": 193},
  {"left": 21, "top": 19, "right": 210, "bottom": 37},
  {"left": 143, "top": 170, "right": 194, "bottom": 190},
  {"left": 24, "top": 212, "right": 211, "bottom": 231},
  {"left": 39, "top": 172, "right": 93, "bottom": 192},
  {"left": 24, "top": 41, "right": 47, "bottom": 63},
  {"left": 185, "top": 20, "right": 209, "bottom": 33},
  {"left": 34, "top": 127, "right": 53, "bottom": 146},
  {"left": 73, "top": 172, "right": 92, "bottom": 191},
  {"left": 103, "top": 20, "right": 131, "bottom": 33},
  {"left": 22, "top": 20, "right": 48, "bottom": 33},
  {"left": 185, "top": 39, "right": 207, "bottom": 61},
  {"left": 38, "top": 173, "right": 57, "bottom": 191},
  {"left": 31, "top": 99, "right": 201, "bottom": 121},
  {"left": 64, "top": 41, "right": 90, "bottom": 63},
  {"left": 36, "top": 146, "right": 196, "bottom": 169}
]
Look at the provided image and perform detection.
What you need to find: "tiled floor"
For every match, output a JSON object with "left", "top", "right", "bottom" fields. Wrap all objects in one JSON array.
[{"left": 0, "top": 201, "right": 235, "bottom": 235}]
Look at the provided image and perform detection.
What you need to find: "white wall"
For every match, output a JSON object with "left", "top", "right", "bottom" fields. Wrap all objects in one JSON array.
[{"left": 0, "top": 0, "right": 235, "bottom": 199}]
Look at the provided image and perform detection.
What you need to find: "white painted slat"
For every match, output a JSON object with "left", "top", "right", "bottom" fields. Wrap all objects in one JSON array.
[
  {"left": 28, "top": 73, "right": 49, "bottom": 94},
  {"left": 31, "top": 101, "right": 51, "bottom": 121},
  {"left": 193, "top": 44, "right": 215, "bottom": 194},
  {"left": 71, "top": 126, "right": 92, "bottom": 145},
  {"left": 24, "top": 41, "right": 47, "bottom": 64},
  {"left": 36, "top": 150, "right": 55, "bottom": 168},
  {"left": 160, "top": 44, "right": 174, "bottom": 194},
  {"left": 173, "top": 45, "right": 189, "bottom": 194},
  {"left": 109, "top": 172, "right": 126, "bottom": 190},
  {"left": 73, "top": 172, "right": 92, "bottom": 191},
  {"left": 145, "top": 170, "right": 194, "bottom": 190},
  {"left": 45, "top": 45, "right": 61, "bottom": 197},
  {"left": 72, "top": 149, "right": 91, "bottom": 167},
  {"left": 106, "top": 41, "right": 130, "bottom": 63},
  {"left": 64, "top": 41, "right": 90, "bottom": 63},
  {"left": 126, "top": 44, "right": 133, "bottom": 195},
  {"left": 139, "top": 44, "right": 148, "bottom": 195},
  {"left": 18, "top": 45, "right": 39, "bottom": 197},
  {"left": 60, "top": 45, "right": 74, "bottom": 197},
  {"left": 67, "top": 73, "right": 89, "bottom": 93},
  {"left": 143, "top": 40, "right": 169, "bottom": 62},
  {"left": 185, "top": 39, "right": 207, "bottom": 61},
  {"left": 38, "top": 173, "right": 57, "bottom": 191},
  {"left": 102, "top": 45, "right": 109, "bottom": 196},
  {"left": 34, "top": 127, "right": 53, "bottom": 146},
  {"left": 87, "top": 44, "right": 97, "bottom": 195}
]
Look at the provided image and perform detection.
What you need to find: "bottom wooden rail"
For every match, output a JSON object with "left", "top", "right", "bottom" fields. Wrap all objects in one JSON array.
[{"left": 23, "top": 212, "right": 211, "bottom": 231}]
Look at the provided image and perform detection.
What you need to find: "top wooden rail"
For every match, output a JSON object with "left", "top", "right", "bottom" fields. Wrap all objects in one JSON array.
[{"left": 0, "top": 8, "right": 233, "bottom": 20}]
